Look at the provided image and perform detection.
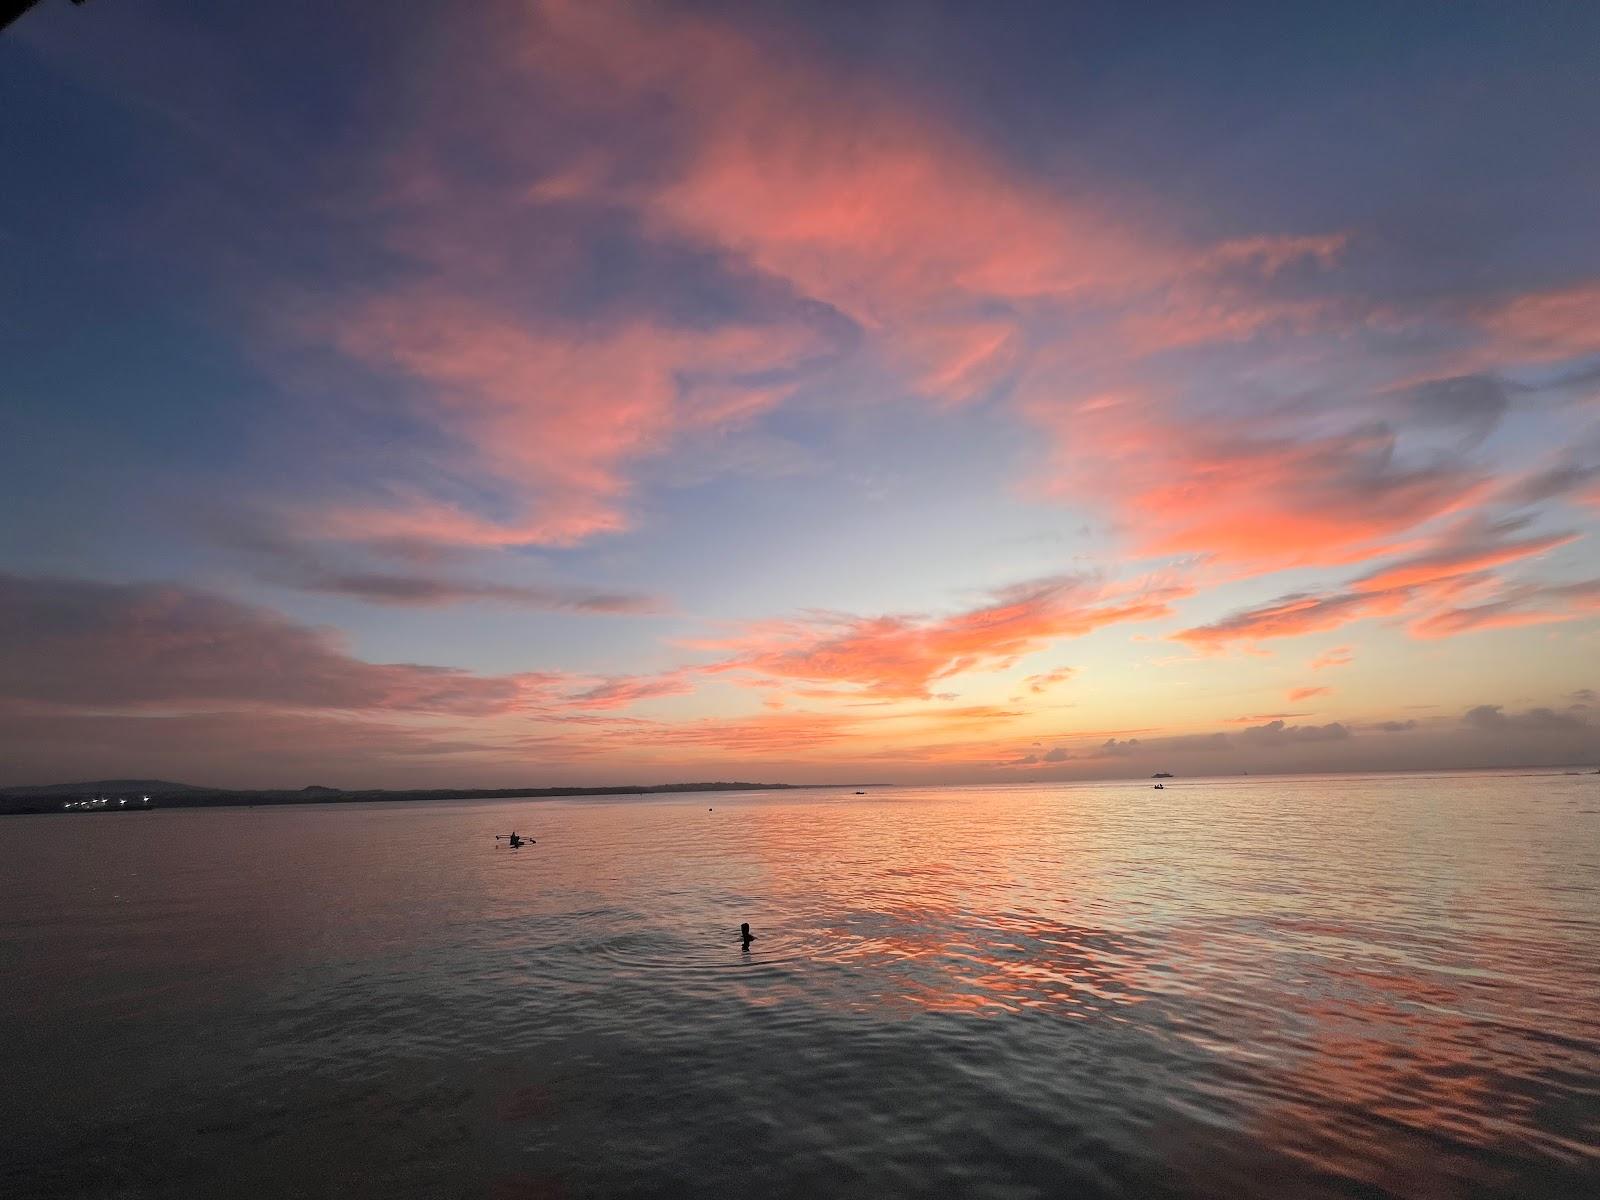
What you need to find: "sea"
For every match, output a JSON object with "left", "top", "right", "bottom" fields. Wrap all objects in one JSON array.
[{"left": 3, "top": 772, "right": 1597, "bottom": 1199}]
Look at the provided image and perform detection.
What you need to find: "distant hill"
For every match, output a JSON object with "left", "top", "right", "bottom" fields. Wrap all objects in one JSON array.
[
  {"left": 0, "top": 779, "right": 213, "bottom": 797},
  {"left": 0, "top": 778, "right": 874, "bottom": 816}
]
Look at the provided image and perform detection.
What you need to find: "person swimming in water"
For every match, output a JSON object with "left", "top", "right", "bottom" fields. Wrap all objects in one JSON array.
[{"left": 740, "top": 922, "right": 756, "bottom": 950}]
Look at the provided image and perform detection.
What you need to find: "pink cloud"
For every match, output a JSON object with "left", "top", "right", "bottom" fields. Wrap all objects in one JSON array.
[
  {"left": 294, "top": 0, "right": 1506, "bottom": 596},
  {"left": 551, "top": 8, "right": 1437, "bottom": 584},
  {"left": 1477, "top": 282, "right": 1600, "bottom": 358},
  {"left": 1033, "top": 395, "right": 1488, "bottom": 570},
  {"left": 518, "top": 2, "right": 1165, "bottom": 315},
  {"left": 278, "top": 0, "right": 1595, "bottom": 596},
  {"left": 295, "top": 0, "right": 1177, "bottom": 563},
  {"left": 1286, "top": 685, "right": 1332, "bottom": 702},
  {"left": 321, "top": 295, "right": 821, "bottom": 549}
]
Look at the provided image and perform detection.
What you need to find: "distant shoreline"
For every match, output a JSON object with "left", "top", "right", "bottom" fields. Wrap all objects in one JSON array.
[
  {"left": 5, "top": 763, "right": 1595, "bottom": 817},
  {"left": 0, "top": 780, "right": 883, "bottom": 817}
]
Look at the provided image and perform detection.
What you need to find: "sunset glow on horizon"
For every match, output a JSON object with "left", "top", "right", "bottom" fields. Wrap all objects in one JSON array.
[{"left": 3, "top": 0, "right": 1597, "bottom": 787}]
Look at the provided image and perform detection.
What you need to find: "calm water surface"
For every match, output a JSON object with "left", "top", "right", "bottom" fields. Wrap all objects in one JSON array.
[{"left": 3, "top": 773, "right": 1598, "bottom": 1198}]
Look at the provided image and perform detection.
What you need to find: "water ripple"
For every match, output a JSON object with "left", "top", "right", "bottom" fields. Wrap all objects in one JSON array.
[{"left": 3, "top": 773, "right": 1598, "bottom": 1198}]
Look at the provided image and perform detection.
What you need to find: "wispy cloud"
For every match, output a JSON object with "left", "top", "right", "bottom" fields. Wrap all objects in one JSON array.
[
  {"left": 9, "top": 1, "right": 1600, "bottom": 786},
  {"left": 1351, "top": 522, "right": 1576, "bottom": 592},
  {"left": 1310, "top": 646, "right": 1354, "bottom": 671},
  {"left": 1029, "top": 396, "right": 1489, "bottom": 571},
  {"left": 563, "top": 671, "right": 700, "bottom": 710},
  {"left": 1176, "top": 521, "right": 1588, "bottom": 649},
  {"left": 0, "top": 706, "right": 505, "bottom": 789},
  {"left": 319, "top": 298, "right": 828, "bottom": 550},
  {"left": 1477, "top": 282, "right": 1600, "bottom": 359},
  {"left": 1020, "top": 666, "right": 1076, "bottom": 695},
  {"left": 0, "top": 574, "right": 549, "bottom": 715},
  {"left": 1175, "top": 590, "right": 1406, "bottom": 651},
  {"left": 217, "top": 514, "right": 665, "bottom": 613}
]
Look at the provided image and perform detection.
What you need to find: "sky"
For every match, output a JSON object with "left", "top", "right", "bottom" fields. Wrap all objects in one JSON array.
[{"left": 2, "top": 0, "right": 1597, "bottom": 788}]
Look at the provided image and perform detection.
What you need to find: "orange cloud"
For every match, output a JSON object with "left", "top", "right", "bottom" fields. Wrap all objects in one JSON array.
[
  {"left": 1352, "top": 529, "right": 1576, "bottom": 592},
  {"left": 1030, "top": 392, "right": 1486, "bottom": 570},
  {"left": 1310, "top": 646, "right": 1354, "bottom": 670},
  {"left": 518, "top": 700, "right": 1033, "bottom": 765},
  {"left": 1177, "top": 519, "right": 1592, "bottom": 649},
  {"left": 1223, "top": 712, "right": 1310, "bottom": 725},
  {"left": 1020, "top": 666, "right": 1077, "bottom": 695},
  {"left": 578, "top": 710, "right": 862, "bottom": 756},
  {"left": 701, "top": 577, "right": 1185, "bottom": 699},
  {"left": 1184, "top": 570, "right": 1600, "bottom": 649},
  {"left": 1287, "top": 685, "right": 1332, "bottom": 702},
  {"left": 1138, "top": 434, "right": 1476, "bottom": 567}
]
